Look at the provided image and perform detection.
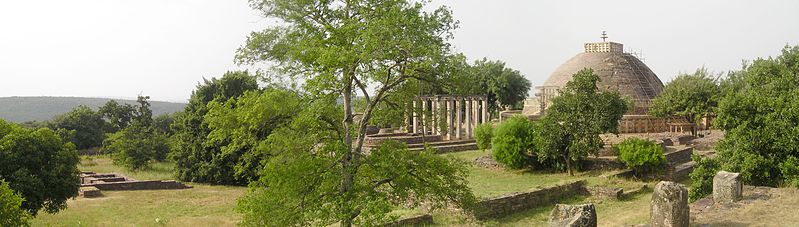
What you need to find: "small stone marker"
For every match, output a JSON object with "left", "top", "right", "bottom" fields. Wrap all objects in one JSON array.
[
  {"left": 650, "top": 181, "right": 689, "bottom": 227},
  {"left": 713, "top": 171, "right": 742, "bottom": 203},
  {"left": 548, "top": 203, "right": 597, "bottom": 227}
]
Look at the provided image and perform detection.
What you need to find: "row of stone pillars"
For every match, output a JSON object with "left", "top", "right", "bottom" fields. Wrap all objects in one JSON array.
[{"left": 406, "top": 95, "right": 488, "bottom": 140}]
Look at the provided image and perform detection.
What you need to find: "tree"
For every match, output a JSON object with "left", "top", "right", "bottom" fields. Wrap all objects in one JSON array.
[
  {"left": 98, "top": 100, "right": 136, "bottom": 132},
  {"left": 103, "top": 123, "right": 170, "bottom": 170},
  {"left": 0, "top": 180, "right": 31, "bottom": 227},
  {"left": 534, "top": 68, "right": 628, "bottom": 176},
  {"left": 0, "top": 119, "right": 80, "bottom": 215},
  {"left": 709, "top": 45, "right": 799, "bottom": 187},
  {"left": 170, "top": 71, "right": 259, "bottom": 185},
  {"left": 133, "top": 95, "right": 153, "bottom": 126},
  {"left": 650, "top": 68, "right": 719, "bottom": 135},
  {"left": 448, "top": 57, "right": 531, "bottom": 115},
  {"left": 235, "top": 0, "right": 474, "bottom": 225},
  {"left": 49, "top": 105, "right": 106, "bottom": 149}
]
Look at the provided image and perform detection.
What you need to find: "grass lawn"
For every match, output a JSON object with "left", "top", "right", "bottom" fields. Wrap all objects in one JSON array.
[{"left": 33, "top": 156, "right": 246, "bottom": 227}]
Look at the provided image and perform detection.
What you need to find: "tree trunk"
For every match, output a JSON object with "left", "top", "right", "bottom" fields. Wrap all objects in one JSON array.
[
  {"left": 564, "top": 156, "right": 574, "bottom": 176},
  {"left": 340, "top": 73, "right": 355, "bottom": 227}
]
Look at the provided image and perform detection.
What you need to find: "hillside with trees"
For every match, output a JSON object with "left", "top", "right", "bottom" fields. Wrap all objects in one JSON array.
[{"left": 0, "top": 97, "right": 185, "bottom": 123}]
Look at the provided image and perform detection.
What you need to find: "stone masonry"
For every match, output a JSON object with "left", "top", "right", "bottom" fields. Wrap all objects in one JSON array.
[
  {"left": 548, "top": 203, "right": 597, "bottom": 227},
  {"left": 650, "top": 181, "right": 689, "bottom": 227},
  {"left": 713, "top": 171, "right": 742, "bottom": 204}
]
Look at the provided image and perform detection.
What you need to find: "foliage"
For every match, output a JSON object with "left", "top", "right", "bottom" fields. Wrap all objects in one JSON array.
[
  {"left": 153, "top": 113, "right": 175, "bottom": 135},
  {"left": 0, "top": 119, "right": 80, "bottom": 215},
  {"left": 688, "top": 155, "right": 720, "bottom": 202},
  {"left": 49, "top": 105, "right": 106, "bottom": 149},
  {"left": 0, "top": 180, "right": 31, "bottom": 227},
  {"left": 534, "top": 68, "right": 628, "bottom": 175},
  {"left": 491, "top": 116, "right": 534, "bottom": 169},
  {"left": 133, "top": 96, "right": 154, "bottom": 126},
  {"left": 450, "top": 57, "right": 531, "bottom": 115},
  {"left": 474, "top": 123, "right": 493, "bottom": 151},
  {"left": 169, "top": 71, "right": 259, "bottom": 185},
  {"left": 780, "top": 156, "right": 799, "bottom": 188},
  {"left": 103, "top": 123, "right": 170, "bottom": 170},
  {"left": 650, "top": 68, "right": 719, "bottom": 135},
  {"left": 203, "top": 88, "right": 303, "bottom": 183},
  {"left": 614, "top": 138, "right": 666, "bottom": 175},
  {"left": 710, "top": 45, "right": 799, "bottom": 187},
  {"left": 235, "top": 0, "right": 475, "bottom": 226},
  {"left": 98, "top": 100, "right": 136, "bottom": 132}
]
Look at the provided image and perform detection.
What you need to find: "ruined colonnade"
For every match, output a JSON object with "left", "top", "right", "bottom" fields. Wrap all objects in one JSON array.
[{"left": 406, "top": 95, "right": 488, "bottom": 140}]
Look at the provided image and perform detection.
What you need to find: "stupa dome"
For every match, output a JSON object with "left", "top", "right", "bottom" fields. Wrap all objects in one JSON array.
[{"left": 538, "top": 41, "right": 664, "bottom": 114}]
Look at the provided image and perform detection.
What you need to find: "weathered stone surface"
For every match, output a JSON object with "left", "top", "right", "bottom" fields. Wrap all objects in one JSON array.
[
  {"left": 474, "top": 180, "right": 587, "bottom": 219},
  {"left": 548, "top": 203, "right": 597, "bottom": 227},
  {"left": 587, "top": 186, "right": 623, "bottom": 200},
  {"left": 383, "top": 214, "right": 433, "bottom": 227},
  {"left": 79, "top": 186, "right": 102, "bottom": 198},
  {"left": 650, "top": 181, "right": 689, "bottom": 227},
  {"left": 713, "top": 171, "right": 742, "bottom": 204}
]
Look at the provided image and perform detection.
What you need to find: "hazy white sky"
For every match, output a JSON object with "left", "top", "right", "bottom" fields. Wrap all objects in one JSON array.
[{"left": 1, "top": 0, "right": 797, "bottom": 102}]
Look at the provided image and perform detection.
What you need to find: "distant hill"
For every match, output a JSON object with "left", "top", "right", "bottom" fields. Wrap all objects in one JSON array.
[{"left": 0, "top": 96, "right": 186, "bottom": 123}]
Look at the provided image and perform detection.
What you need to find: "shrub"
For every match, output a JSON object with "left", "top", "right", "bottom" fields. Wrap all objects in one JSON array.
[
  {"left": 614, "top": 138, "right": 666, "bottom": 175},
  {"left": 688, "top": 155, "right": 720, "bottom": 202},
  {"left": 780, "top": 156, "right": 799, "bottom": 188},
  {"left": 491, "top": 116, "right": 534, "bottom": 169},
  {"left": 0, "top": 180, "right": 31, "bottom": 226},
  {"left": 474, "top": 123, "right": 494, "bottom": 151},
  {"left": 103, "top": 124, "right": 169, "bottom": 170}
]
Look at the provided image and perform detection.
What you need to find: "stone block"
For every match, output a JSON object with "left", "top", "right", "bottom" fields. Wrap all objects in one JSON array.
[
  {"left": 650, "top": 181, "right": 689, "bottom": 227},
  {"left": 80, "top": 186, "right": 102, "bottom": 198},
  {"left": 548, "top": 203, "right": 597, "bottom": 227},
  {"left": 587, "top": 186, "right": 623, "bottom": 200},
  {"left": 713, "top": 171, "right": 742, "bottom": 203}
]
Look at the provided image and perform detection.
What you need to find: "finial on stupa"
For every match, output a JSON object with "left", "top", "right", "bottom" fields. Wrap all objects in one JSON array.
[{"left": 601, "top": 31, "right": 608, "bottom": 42}]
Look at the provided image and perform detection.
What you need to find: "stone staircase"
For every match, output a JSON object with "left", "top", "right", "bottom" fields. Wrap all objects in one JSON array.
[
  {"left": 664, "top": 146, "right": 695, "bottom": 181},
  {"left": 364, "top": 132, "right": 478, "bottom": 154}
]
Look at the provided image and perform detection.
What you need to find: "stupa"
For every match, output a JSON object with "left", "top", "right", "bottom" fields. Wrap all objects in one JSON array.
[{"left": 524, "top": 32, "right": 664, "bottom": 115}]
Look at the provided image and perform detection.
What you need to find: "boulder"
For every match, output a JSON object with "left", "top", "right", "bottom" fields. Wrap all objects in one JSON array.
[
  {"left": 713, "top": 171, "right": 742, "bottom": 203},
  {"left": 650, "top": 181, "right": 689, "bottom": 227},
  {"left": 548, "top": 203, "right": 597, "bottom": 227}
]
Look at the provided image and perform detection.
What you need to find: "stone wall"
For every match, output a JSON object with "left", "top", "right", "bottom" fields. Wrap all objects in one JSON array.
[
  {"left": 89, "top": 180, "right": 191, "bottom": 191},
  {"left": 363, "top": 134, "right": 442, "bottom": 147},
  {"left": 474, "top": 180, "right": 587, "bottom": 219},
  {"left": 383, "top": 214, "right": 433, "bottom": 227},
  {"left": 618, "top": 115, "right": 688, "bottom": 133}
]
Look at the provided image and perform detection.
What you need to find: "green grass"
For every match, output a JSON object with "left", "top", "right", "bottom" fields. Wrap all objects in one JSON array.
[{"left": 33, "top": 156, "right": 246, "bottom": 227}]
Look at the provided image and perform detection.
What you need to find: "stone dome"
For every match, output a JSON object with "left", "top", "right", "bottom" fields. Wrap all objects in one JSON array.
[{"left": 542, "top": 41, "right": 664, "bottom": 113}]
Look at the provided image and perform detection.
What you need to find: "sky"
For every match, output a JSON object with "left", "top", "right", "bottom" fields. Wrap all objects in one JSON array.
[{"left": 1, "top": 1, "right": 797, "bottom": 103}]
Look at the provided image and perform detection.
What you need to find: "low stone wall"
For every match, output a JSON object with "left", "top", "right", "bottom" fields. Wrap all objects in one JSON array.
[
  {"left": 383, "top": 214, "right": 433, "bottom": 227},
  {"left": 618, "top": 115, "right": 688, "bottom": 134},
  {"left": 665, "top": 146, "right": 693, "bottom": 164},
  {"left": 364, "top": 135, "right": 442, "bottom": 147},
  {"left": 89, "top": 180, "right": 191, "bottom": 191},
  {"left": 583, "top": 157, "right": 625, "bottom": 170},
  {"left": 474, "top": 180, "right": 587, "bottom": 219}
]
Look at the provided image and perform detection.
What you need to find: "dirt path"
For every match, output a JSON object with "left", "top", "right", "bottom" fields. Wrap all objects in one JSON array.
[{"left": 690, "top": 186, "right": 799, "bottom": 226}]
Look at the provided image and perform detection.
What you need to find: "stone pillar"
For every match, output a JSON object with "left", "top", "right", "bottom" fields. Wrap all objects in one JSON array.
[
  {"left": 650, "top": 181, "right": 689, "bottom": 227},
  {"left": 412, "top": 99, "right": 418, "bottom": 134},
  {"left": 431, "top": 98, "right": 438, "bottom": 135},
  {"left": 713, "top": 171, "right": 742, "bottom": 204},
  {"left": 421, "top": 98, "right": 427, "bottom": 135},
  {"left": 466, "top": 99, "right": 473, "bottom": 139},
  {"left": 456, "top": 98, "right": 462, "bottom": 140},
  {"left": 548, "top": 203, "right": 597, "bottom": 227},
  {"left": 446, "top": 99, "right": 453, "bottom": 140},
  {"left": 482, "top": 97, "right": 489, "bottom": 123}
]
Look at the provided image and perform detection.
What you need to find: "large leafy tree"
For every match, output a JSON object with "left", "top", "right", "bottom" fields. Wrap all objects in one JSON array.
[
  {"left": 49, "top": 105, "right": 106, "bottom": 149},
  {"left": 0, "top": 119, "right": 80, "bottom": 215},
  {"left": 534, "top": 68, "right": 628, "bottom": 175},
  {"left": 103, "top": 123, "right": 170, "bottom": 170},
  {"left": 170, "top": 71, "right": 259, "bottom": 185},
  {"left": 710, "top": 45, "right": 799, "bottom": 186},
  {"left": 650, "top": 68, "right": 719, "bottom": 135},
  {"left": 98, "top": 100, "right": 136, "bottom": 132},
  {"left": 454, "top": 58, "right": 531, "bottom": 114},
  {"left": 235, "top": 0, "right": 475, "bottom": 226}
]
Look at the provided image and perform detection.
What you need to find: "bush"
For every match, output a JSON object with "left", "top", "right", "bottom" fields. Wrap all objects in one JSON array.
[
  {"left": 614, "top": 138, "right": 666, "bottom": 175},
  {"left": 0, "top": 180, "right": 31, "bottom": 226},
  {"left": 103, "top": 124, "right": 169, "bottom": 170},
  {"left": 780, "top": 156, "right": 799, "bottom": 188},
  {"left": 491, "top": 116, "right": 534, "bottom": 169},
  {"left": 688, "top": 155, "right": 720, "bottom": 202},
  {"left": 474, "top": 123, "right": 493, "bottom": 151}
]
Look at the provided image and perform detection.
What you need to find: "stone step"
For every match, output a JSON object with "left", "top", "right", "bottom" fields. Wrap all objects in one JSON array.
[
  {"left": 665, "top": 146, "right": 693, "bottom": 165},
  {"left": 667, "top": 161, "right": 695, "bottom": 181},
  {"left": 409, "top": 142, "right": 478, "bottom": 154},
  {"left": 406, "top": 139, "right": 476, "bottom": 148}
]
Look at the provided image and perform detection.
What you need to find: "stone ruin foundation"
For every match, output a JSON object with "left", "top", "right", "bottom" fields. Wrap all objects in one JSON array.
[
  {"left": 713, "top": 171, "right": 742, "bottom": 204},
  {"left": 548, "top": 203, "right": 597, "bottom": 227},
  {"left": 78, "top": 171, "right": 191, "bottom": 198}
]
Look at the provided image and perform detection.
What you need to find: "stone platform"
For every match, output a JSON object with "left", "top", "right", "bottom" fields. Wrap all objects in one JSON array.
[{"left": 79, "top": 172, "right": 191, "bottom": 198}]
